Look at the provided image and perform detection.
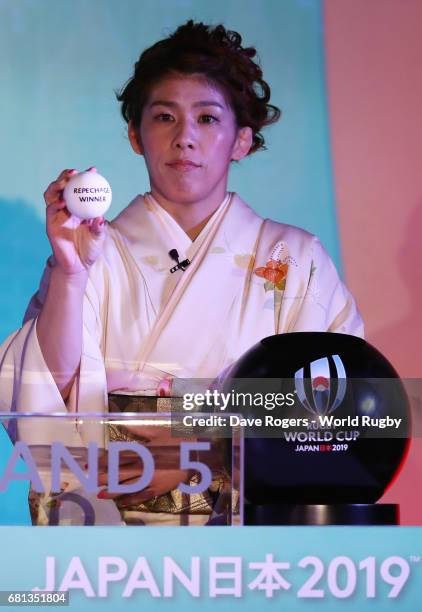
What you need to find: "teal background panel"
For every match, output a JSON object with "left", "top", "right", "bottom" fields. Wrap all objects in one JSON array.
[
  {"left": 0, "top": 0, "right": 339, "bottom": 341},
  {"left": 0, "top": 425, "right": 31, "bottom": 525}
]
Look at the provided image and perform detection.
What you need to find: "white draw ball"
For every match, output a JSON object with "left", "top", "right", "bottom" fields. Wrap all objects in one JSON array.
[{"left": 63, "top": 171, "right": 112, "bottom": 219}]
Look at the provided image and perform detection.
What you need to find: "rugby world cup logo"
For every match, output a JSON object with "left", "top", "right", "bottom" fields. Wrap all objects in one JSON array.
[{"left": 294, "top": 355, "right": 346, "bottom": 416}]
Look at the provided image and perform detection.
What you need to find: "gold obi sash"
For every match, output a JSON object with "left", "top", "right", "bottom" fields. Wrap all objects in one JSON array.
[{"left": 107, "top": 394, "right": 232, "bottom": 522}]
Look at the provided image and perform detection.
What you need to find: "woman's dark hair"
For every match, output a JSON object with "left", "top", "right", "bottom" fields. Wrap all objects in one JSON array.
[{"left": 116, "top": 20, "right": 281, "bottom": 155}]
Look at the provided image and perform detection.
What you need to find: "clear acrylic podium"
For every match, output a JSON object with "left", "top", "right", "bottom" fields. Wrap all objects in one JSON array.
[{"left": 0, "top": 413, "right": 243, "bottom": 527}]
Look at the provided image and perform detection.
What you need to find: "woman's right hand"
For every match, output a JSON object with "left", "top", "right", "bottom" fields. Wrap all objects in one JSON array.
[{"left": 44, "top": 168, "right": 106, "bottom": 275}]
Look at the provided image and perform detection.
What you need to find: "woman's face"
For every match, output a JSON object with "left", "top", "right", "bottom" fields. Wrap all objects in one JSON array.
[{"left": 129, "top": 73, "right": 252, "bottom": 208}]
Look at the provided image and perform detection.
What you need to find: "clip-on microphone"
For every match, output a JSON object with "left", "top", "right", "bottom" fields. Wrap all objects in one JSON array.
[{"left": 169, "top": 249, "right": 191, "bottom": 273}]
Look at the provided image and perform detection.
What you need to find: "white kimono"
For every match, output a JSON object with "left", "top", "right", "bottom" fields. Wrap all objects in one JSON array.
[
  {"left": 0, "top": 191, "right": 364, "bottom": 418},
  {"left": 0, "top": 192, "right": 364, "bottom": 524}
]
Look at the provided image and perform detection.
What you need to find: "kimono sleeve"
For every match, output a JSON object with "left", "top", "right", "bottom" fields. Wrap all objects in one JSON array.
[
  {"left": 23, "top": 255, "right": 56, "bottom": 324},
  {"left": 292, "top": 237, "right": 364, "bottom": 338},
  {"left": 23, "top": 255, "right": 102, "bottom": 344},
  {"left": 0, "top": 255, "right": 106, "bottom": 416}
]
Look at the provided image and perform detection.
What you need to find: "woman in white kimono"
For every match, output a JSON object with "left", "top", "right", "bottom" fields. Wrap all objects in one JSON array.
[{"left": 0, "top": 20, "right": 363, "bottom": 522}]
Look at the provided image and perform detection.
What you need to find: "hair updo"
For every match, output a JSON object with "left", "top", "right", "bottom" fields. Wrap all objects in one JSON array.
[{"left": 116, "top": 20, "right": 281, "bottom": 155}]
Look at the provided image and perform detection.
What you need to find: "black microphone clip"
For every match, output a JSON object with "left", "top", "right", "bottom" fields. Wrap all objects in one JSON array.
[{"left": 169, "top": 249, "right": 191, "bottom": 273}]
